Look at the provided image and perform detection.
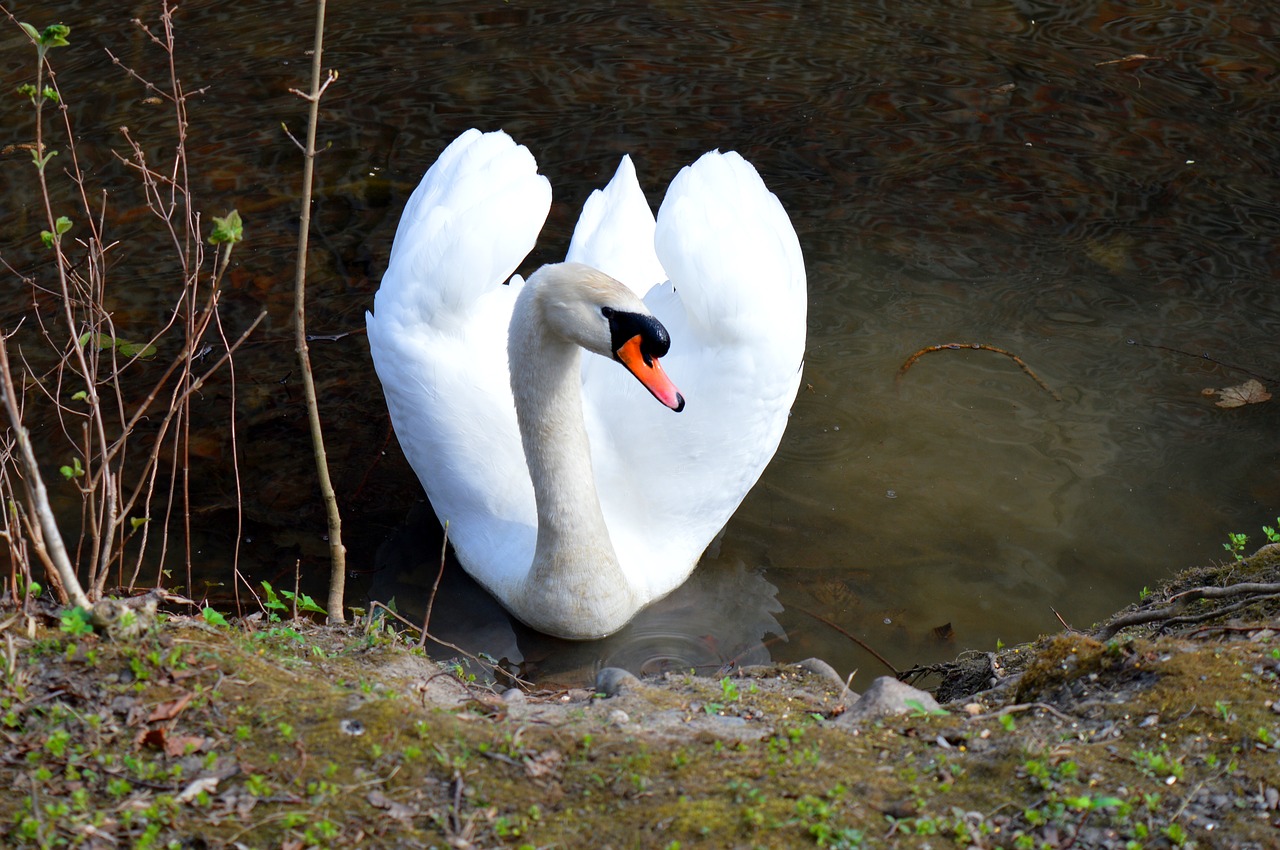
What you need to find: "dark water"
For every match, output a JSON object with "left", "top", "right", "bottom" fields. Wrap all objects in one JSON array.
[{"left": 2, "top": 1, "right": 1278, "bottom": 685}]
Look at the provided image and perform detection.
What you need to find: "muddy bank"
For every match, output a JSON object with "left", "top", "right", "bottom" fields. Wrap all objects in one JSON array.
[{"left": 2, "top": 546, "right": 1278, "bottom": 848}]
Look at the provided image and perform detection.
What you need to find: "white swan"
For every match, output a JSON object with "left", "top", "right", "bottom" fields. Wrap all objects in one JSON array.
[{"left": 366, "top": 129, "right": 806, "bottom": 639}]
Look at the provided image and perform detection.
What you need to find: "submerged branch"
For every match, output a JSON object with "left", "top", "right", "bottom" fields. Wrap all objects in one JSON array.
[{"left": 897, "top": 342, "right": 1062, "bottom": 401}]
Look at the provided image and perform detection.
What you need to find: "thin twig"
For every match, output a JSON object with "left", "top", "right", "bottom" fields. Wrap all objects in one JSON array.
[
  {"left": 794, "top": 605, "right": 901, "bottom": 676},
  {"left": 418, "top": 523, "right": 449, "bottom": 648},
  {"left": 290, "top": 0, "right": 347, "bottom": 623},
  {"left": 1126, "top": 338, "right": 1278, "bottom": 386},
  {"left": 366, "top": 600, "right": 533, "bottom": 690}
]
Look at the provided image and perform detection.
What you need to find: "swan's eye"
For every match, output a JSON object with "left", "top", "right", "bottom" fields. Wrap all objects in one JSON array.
[{"left": 600, "top": 307, "right": 615, "bottom": 319}]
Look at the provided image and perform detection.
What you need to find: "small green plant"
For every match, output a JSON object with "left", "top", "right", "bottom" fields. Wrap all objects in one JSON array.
[
  {"left": 261, "top": 580, "right": 327, "bottom": 620},
  {"left": 1132, "top": 745, "right": 1184, "bottom": 781},
  {"left": 201, "top": 607, "right": 229, "bottom": 627},
  {"left": 244, "top": 774, "right": 271, "bottom": 798},
  {"left": 905, "top": 699, "right": 948, "bottom": 718},
  {"left": 59, "top": 607, "right": 94, "bottom": 636},
  {"left": 1223, "top": 531, "right": 1248, "bottom": 561},
  {"left": 1263, "top": 518, "right": 1280, "bottom": 543},
  {"left": 1138, "top": 585, "right": 1151, "bottom": 601}
]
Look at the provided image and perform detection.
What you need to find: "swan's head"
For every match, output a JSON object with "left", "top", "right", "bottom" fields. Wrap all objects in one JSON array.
[{"left": 524, "top": 262, "right": 685, "bottom": 412}]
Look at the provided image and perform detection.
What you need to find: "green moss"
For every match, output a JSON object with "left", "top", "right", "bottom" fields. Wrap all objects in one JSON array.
[{"left": 1, "top": 571, "right": 1279, "bottom": 848}]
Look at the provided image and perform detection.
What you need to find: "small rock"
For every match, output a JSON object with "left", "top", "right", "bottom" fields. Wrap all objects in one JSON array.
[
  {"left": 962, "top": 703, "right": 982, "bottom": 716},
  {"left": 794, "top": 657, "right": 846, "bottom": 688},
  {"left": 501, "top": 688, "right": 526, "bottom": 706},
  {"left": 608, "top": 709, "right": 629, "bottom": 726},
  {"left": 595, "top": 667, "right": 640, "bottom": 697},
  {"left": 834, "top": 677, "right": 942, "bottom": 726}
]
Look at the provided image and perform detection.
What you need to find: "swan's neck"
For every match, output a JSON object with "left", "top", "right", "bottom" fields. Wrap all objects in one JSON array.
[{"left": 507, "top": 287, "right": 639, "bottom": 639}]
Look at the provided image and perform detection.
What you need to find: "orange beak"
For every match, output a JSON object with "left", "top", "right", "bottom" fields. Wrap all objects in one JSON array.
[{"left": 616, "top": 335, "right": 685, "bottom": 412}]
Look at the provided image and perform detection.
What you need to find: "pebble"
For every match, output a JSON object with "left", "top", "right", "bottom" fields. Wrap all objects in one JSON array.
[
  {"left": 835, "top": 676, "right": 943, "bottom": 727},
  {"left": 794, "top": 657, "right": 846, "bottom": 689},
  {"left": 595, "top": 667, "right": 640, "bottom": 697}
]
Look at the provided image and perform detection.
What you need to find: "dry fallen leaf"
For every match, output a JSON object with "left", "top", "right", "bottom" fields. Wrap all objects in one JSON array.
[
  {"left": 164, "top": 734, "right": 207, "bottom": 758},
  {"left": 367, "top": 790, "right": 417, "bottom": 820},
  {"left": 147, "top": 691, "right": 194, "bottom": 722},
  {"left": 524, "top": 749, "right": 563, "bottom": 779},
  {"left": 177, "top": 776, "right": 219, "bottom": 803},
  {"left": 1205, "top": 379, "right": 1271, "bottom": 409}
]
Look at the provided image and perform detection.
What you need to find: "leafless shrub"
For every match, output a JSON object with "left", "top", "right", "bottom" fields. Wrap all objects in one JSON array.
[{"left": 0, "top": 4, "right": 264, "bottom": 609}]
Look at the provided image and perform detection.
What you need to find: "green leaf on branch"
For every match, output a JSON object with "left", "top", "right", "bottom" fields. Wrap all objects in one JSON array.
[
  {"left": 30, "top": 147, "right": 57, "bottom": 173},
  {"left": 209, "top": 210, "right": 243, "bottom": 245},
  {"left": 35, "top": 23, "right": 71, "bottom": 48},
  {"left": 17, "top": 83, "right": 37, "bottom": 100},
  {"left": 115, "top": 338, "right": 157, "bottom": 358},
  {"left": 20, "top": 22, "right": 70, "bottom": 50},
  {"left": 129, "top": 517, "right": 149, "bottom": 531},
  {"left": 59, "top": 457, "right": 84, "bottom": 480},
  {"left": 76, "top": 332, "right": 157, "bottom": 359},
  {"left": 281, "top": 589, "right": 327, "bottom": 616},
  {"left": 261, "top": 581, "right": 287, "bottom": 613},
  {"left": 42, "top": 86, "right": 59, "bottom": 103},
  {"left": 40, "top": 216, "right": 72, "bottom": 249},
  {"left": 71, "top": 390, "right": 87, "bottom": 401}
]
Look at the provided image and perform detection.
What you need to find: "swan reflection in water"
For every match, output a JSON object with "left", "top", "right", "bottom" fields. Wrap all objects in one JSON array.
[{"left": 368, "top": 503, "right": 787, "bottom": 686}]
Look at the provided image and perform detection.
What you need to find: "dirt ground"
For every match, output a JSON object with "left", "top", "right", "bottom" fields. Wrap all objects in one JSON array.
[{"left": 1, "top": 545, "right": 1278, "bottom": 849}]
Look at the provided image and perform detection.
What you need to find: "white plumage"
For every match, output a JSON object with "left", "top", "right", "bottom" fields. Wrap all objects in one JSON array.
[{"left": 367, "top": 128, "right": 806, "bottom": 638}]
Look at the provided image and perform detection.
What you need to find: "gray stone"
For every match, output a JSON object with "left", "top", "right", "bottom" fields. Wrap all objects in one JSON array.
[
  {"left": 595, "top": 667, "right": 641, "bottom": 697},
  {"left": 794, "top": 657, "right": 847, "bottom": 689},
  {"left": 835, "top": 676, "right": 943, "bottom": 726}
]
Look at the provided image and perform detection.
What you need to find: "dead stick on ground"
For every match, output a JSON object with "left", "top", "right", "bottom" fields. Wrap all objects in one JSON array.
[
  {"left": 897, "top": 343, "right": 1062, "bottom": 401},
  {"left": 289, "top": 0, "right": 347, "bottom": 623},
  {"left": 0, "top": 333, "right": 91, "bottom": 609}
]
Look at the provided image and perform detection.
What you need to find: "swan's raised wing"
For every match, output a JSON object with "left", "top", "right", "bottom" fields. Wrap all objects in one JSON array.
[
  {"left": 381, "top": 128, "right": 551, "bottom": 326},
  {"left": 578, "top": 150, "right": 807, "bottom": 601},
  {"left": 565, "top": 155, "right": 668, "bottom": 298},
  {"left": 367, "top": 129, "right": 551, "bottom": 595}
]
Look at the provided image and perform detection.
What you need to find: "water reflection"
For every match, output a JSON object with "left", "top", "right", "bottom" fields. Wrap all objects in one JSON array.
[
  {"left": 3, "top": 0, "right": 1278, "bottom": 685},
  {"left": 369, "top": 505, "right": 785, "bottom": 684}
]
